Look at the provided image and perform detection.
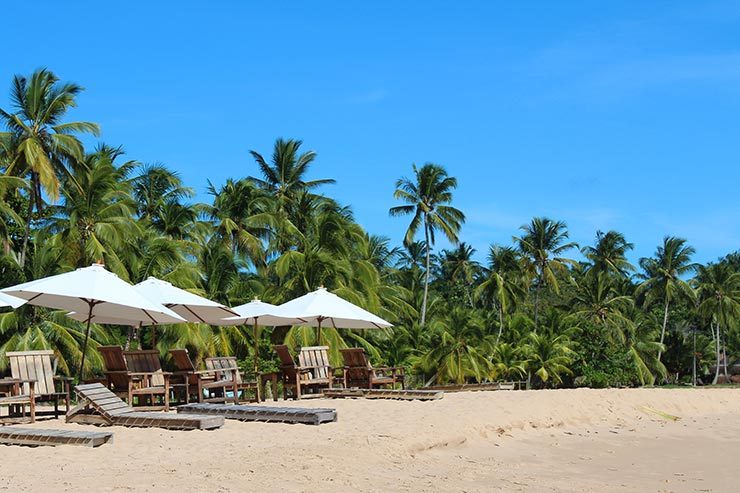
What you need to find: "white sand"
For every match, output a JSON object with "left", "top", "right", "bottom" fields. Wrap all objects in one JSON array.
[{"left": 2, "top": 388, "right": 738, "bottom": 492}]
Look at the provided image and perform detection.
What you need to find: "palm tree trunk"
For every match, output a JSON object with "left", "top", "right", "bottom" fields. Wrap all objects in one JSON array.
[
  {"left": 712, "top": 322, "right": 721, "bottom": 385},
  {"left": 420, "top": 221, "right": 430, "bottom": 326},
  {"left": 657, "top": 297, "right": 670, "bottom": 362},
  {"left": 722, "top": 328, "right": 729, "bottom": 381},
  {"left": 533, "top": 282, "right": 541, "bottom": 333},
  {"left": 19, "top": 174, "right": 36, "bottom": 267},
  {"left": 496, "top": 304, "right": 504, "bottom": 344}
]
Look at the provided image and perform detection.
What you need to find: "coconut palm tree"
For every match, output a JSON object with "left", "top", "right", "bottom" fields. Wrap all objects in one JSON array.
[
  {"left": 524, "top": 332, "right": 574, "bottom": 388},
  {"left": 438, "top": 242, "right": 480, "bottom": 307},
  {"left": 389, "top": 163, "right": 465, "bottom": 326},
  {"left": 637, "top": 236, "right": 698, "bottom": 362},
  {"left": 514, "top": 217, "right": 577, "bottom": 332},
  {"left": 581, "top": 230, "right": 635, "bottom": 277},
  {"left": 476, "top": 245, "right": 526, "bottom": 343},
  {"left": 420, "top": 307, "right": 492, "bottom": 385},
  {"left": 491, "top": 343, "right": 527, "bottom": 381},
  {"left": 249, "top": 138, "right": 335, "bottom": 213},
  {"left": 694, "top": 262, "right": 740, "bottom": 383},
  {"left": 570, "top": 271, "right": 633, "bottom": 344},
  {"left": 0, "top": 68, "right": 100, "bottom": 265},
  {"left": 130, "top": 163, "right": 194, "bottom": 221}
]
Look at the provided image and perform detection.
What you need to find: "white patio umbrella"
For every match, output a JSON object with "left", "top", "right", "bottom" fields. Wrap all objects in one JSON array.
[
  {"left": 221, "top": 299, "right": 305, "bottom": 376},
  {"left": 1, "top": 263, "right": 185, "bottom": 380},
  {"left": 69, "top": 276, "right": 241, "bottom": 345},
  {"left": 0, "top": 292, "right": 27, "bottom": 309},
  {"left": 278, "top": 287, "right": 392, "bottom": 345}
]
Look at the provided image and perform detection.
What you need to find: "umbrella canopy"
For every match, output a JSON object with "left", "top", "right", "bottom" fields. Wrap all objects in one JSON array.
[
  {"left": 133, "top": 276, "right": 239, "bottom": 325},
  {"left": 278, "top": 287, "right": 392, "bottom": 330},
  {"left": 221, "top": 298, "right": 306, "bottom": 380},
  {"left": 0, "top": 292, "right": 27, "bottom": 309},
  {"left": 1, "top": 263, "right": 186, "bottom": 379},
  {"left": 222, "top": 299, "right": 306, "bottom": 326}
]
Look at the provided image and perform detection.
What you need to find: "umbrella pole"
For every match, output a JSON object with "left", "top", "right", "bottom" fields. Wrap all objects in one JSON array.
[
  {"left": 317, "top": 318, "right": 322, "bottom": 346},
  {"left": 253, "top": 320, "right": 260, "bottom": 401},
  {"left": 78, "top": 301, "right": 95, "bottom": 383}
]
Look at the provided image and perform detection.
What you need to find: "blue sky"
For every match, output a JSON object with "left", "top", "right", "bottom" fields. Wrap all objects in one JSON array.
[{"left": 1, "top": 1, "right": 739, "bottom": 266}]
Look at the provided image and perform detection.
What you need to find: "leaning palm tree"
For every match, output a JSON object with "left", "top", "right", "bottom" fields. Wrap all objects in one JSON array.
[
  {"left": 389, "top": 163, "right": 465, "bottom": 325},
  {"left": 0, "top": 68, "right": 100, "bottom": 265},
  {"left": 514, "top": 217, "right": 577, "bottom": 332},
  {"left": 694, "top": 262, "right": 740, "bottom": 383},
  {"left": 636, "top": 236, "right": 698, "bottom": 362}
]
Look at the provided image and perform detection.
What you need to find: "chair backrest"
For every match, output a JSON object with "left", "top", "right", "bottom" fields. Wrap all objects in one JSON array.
[
  {"left": 298, "top": 346, "right": 331, "bottom": 380},
  {"left": 205, "top": 356, "right": 241, "bottom": 384},
  {"left": 124, "top": 350, "right": 165, "bottom": 387},
  {"left": 169, "top": 349, "right": 196, "bottom": 372},
  {"left": 340, "top": 348, "right": 372, "bottom": 388},
  {"left": 98, "top": 345, "right": 130, "bottom": 389},
  {"left": 274, "top": 345, "right": 296, "bottom": 367},
  {"left": 6, "top": 350, "right": 57, "bottom": 396}
]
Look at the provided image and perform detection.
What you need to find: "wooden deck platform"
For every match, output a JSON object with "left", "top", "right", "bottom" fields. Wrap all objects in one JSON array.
[
  {"left": 323, "top": 388, "right": 444, "bottom": 401},
  {"left": 177, "top": 403, "right": 337, "bottom": 425},
  {"left": 67, "top": 383, "right": 224, "bottom": 430},
  {"left": 425, "top": 381, "right": 524, "bottom": 392},
  {"left": 0, "top": 427, "right": 113, "bottom": 447}
]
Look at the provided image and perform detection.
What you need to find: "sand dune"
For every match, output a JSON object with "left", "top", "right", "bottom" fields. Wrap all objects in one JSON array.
[{"left": 3, "top": 388, "right": 738, "bottom": 492}]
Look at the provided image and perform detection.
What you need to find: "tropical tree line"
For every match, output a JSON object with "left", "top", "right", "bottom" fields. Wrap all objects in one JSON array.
[{"left": 0, "top": 68, "right": 738, "bottom": 388}]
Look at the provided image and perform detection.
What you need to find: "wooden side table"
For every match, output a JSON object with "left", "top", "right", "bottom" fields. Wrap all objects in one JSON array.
[{"left": 0, "top": 377, "right": 36, "bottom": 423}]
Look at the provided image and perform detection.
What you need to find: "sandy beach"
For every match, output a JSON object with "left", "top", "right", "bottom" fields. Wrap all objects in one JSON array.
[{"left": 1, "top": 388, "right": 737, "bottom": 492}]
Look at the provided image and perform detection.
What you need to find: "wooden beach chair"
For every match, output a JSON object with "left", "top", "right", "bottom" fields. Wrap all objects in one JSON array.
[
  {"left": 205, "top": 356, "right": 258, "bottom": 403},
  {"left": 298, "top": 346, "right": 335, "bottom": 383},
  {"left": 274, "top": 345, "right": 332, "bottom": 400},
  {"left": 98, "top": 346, "right": 171, "bottom": 411},
  {"left": 0, "top": 377, "right": 35, "bottom": 424},
  {"left": 169, "top": 349, "right": 237, "bottom": 404},
  {"left": 66, "top": 383, "right": 224, "bottom": 430},
  {"left": 340, "top": 348, "right": 404, "bottom": 389},
  {"left": 7, "top": 350, "right": 72, "bottom": 418}
]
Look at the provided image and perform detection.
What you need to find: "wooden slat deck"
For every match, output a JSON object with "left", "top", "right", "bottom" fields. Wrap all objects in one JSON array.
[
  {"left": 177, "top": 403, "right": 338, "bottom": 425},
  {"left": 0, "top": 427, "right": 113, "bottom": 447},
  {"left": 323, "top": 388, "right": 444, "bottom": 401},
  {"left": 67, "top": 383, "right": 224, "bottom": 430},
  {"left": 425, "top": 381, "right": 524, "bottom": 392}
]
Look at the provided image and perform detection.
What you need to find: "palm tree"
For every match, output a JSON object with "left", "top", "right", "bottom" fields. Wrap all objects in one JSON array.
[
  {"left": 570, "top": 271, "right": 633, "bottom": 344},
  {"left": 637, "top": 236, "right": 698, "bottom": 362},
  {"left": 491, "top": 343, "right": 527, "bottom": 381},
  {"left": 694, "top": 263, "right": 740, "bottom": 383},
  {"left": 476, "top": 245, "right": 525, "bottom": 343},
  {"left": 0, "top": 68, "right": 100, "bottom": 265},
  {"left": 419, "top": 307, "right": 492, "bottom": 385},
  {"left": 130, "top": 163, "right": 194, "bottom": 221},
  {"left": 438, "top": 242, "right": 480, "bottom": 307},
  {"left": 524, "top": 332, "right": 574, "bottom": 388},
  {"left": 514, "top": 217, "right": 577, "bottom": 331},
  {"left": 581, "top": 230, "right": 635, "bottom": 277},
  {"left": 389, "top": 163, "right": 465, "bottom": 325},
  {"left": 249, "top": 138, "right": 335, "bottom": 213}
]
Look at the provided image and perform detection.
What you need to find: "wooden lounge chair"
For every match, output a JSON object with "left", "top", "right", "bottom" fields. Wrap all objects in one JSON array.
[
  {"left": 298, "top": 346, "right": 336, "bottom": 384},
  {"left": 274, "top": 345, "right": 332, "bottom": 400},
  {"left": 169, "top": 349, "right": 237, "bottom": 404},
  {"left": 66, "top": 383, "right": 224, "bottom": 430},
  {"left": 98, "top": 346, "right": 171, "bottom": 411},
  {"left": 0, "top": 377, "right": 35, "bottom": 424},
  {"left": 205, "top": 356, "right": 258, "bottom": 403},
  {"left": 340, "top": 348, "right": 404, "bottom": 390},
  {"left": 7, "top": 350, "right": 72, "bottom": 418}
]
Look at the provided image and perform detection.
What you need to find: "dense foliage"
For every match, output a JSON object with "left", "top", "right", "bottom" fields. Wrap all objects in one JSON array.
[{"left": 0, "top": 69, "right": 738, "bottom": 387}]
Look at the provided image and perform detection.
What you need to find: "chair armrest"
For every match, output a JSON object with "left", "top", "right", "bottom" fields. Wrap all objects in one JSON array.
[
  {"left": 53, "top": 376, "right": 74, "bottom": 381},
  {"left": 127, "top": 371, "right": 172, "bottom": 376}
]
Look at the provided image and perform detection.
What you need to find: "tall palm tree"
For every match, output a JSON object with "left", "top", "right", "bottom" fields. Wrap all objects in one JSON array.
[
  {"left": 438, "top": 242, "right": 480, "bottom": 307},
  {"left": 637, "top": 236, "right": 698, "bottom": 362},
  {"left": 389, "top": 163, "right": 465, "bottom": 325},
  {"left": 514, "top": 217, "right": 577, "bottom": 331},
  {"left": 249, "top": 138, "right": 335, "bottom": 212},
  {"left": 581, "top": 230, "right": 635, "bottom": 277},
  {"left": 130, "top": 163, "right": 194, "bottom": 221},
  {"left": 570, "top": 271, "right": 633, "bottom": 344},
  {"left": 476, "top": 245, "right": 526, "bottom": 342},
  {"left": 0, "top": 68, "right": 99, "bottom": 265},
  {"left": 694, "top": 262, "right": 740, "bottom": 383}
]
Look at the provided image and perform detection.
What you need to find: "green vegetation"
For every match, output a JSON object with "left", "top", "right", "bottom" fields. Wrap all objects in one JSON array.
[{"left": 1, "top": 68, "right": 739, "bottom": 387}]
